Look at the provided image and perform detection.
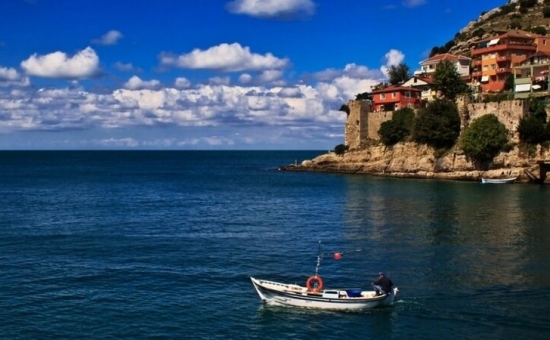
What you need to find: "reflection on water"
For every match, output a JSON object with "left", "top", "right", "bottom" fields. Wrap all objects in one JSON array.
[{"left": 342, "top": 176, "right": 550, "bottom": 290}]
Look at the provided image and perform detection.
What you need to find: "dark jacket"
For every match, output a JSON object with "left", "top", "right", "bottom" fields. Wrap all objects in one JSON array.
[{"left": 373, "top": 276, "right": 393, "bottom": 293}]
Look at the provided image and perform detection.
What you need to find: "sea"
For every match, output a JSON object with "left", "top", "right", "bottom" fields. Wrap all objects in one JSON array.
[{"left": 1, "top": 150, "right": 549, "bottom": 339}]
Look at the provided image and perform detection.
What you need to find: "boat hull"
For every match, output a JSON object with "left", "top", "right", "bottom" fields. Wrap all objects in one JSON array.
[
  {"left": 250, "top": 277, "right": 397, "bottom": 311},
  {"left": 481, "top": 177, "right": 516, "bottom": 184}
]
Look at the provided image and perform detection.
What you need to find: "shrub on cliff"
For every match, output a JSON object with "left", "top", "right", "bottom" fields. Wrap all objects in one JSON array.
[
  {"left": 333, "top": 144, "right": 348, "bottom": 156},
  {"left": 461, "top": 114, "right": 509, "bottom": 168},
  {"left": 518, "top": 115, "right": 548, "bottom": 145},
  {"left": 412, "top": 99, "right": 461, "bottom": 149},
  {"left": 378, "top": 107, "right": 415, "bottom": 145},
  {"left": 518, "top": 99, "right": 550, "bottom": 145}
]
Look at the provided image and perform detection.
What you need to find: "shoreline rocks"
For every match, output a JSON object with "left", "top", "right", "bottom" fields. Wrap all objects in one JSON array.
[{"left": 280, "top": 143, "right": 549, "bottom": 184}]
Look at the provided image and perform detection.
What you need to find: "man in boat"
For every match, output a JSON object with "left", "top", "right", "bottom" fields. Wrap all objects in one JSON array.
[{"left": 372, "top": 272, "right": 393, "bottom": 296}]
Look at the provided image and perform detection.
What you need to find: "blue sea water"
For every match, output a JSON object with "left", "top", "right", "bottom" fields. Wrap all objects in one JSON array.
[{"left": 1, "top": 150, "right": 549, "bottom": 339}]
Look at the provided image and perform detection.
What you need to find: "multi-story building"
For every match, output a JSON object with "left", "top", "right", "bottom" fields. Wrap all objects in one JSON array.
[
  {"left": 470, "top": 29, "right": 550, "bottom": 93},
  {"left": 513, "top": 51, "right": 550, "bottom": 98},
  {"left": 371, "top": 85, "right": 422, "bottom": 112},
  {"left": 416, "top": 53, "right": 471, "bottom": 79}
]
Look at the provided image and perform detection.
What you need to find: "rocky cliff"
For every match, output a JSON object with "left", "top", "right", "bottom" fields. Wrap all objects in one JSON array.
[{"left": 283, "top": 143, "right": 549, "bottom": 183}]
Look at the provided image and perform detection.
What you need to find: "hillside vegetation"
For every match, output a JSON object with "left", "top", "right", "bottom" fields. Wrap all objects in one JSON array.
[{"left": 430, "top": 0, "right": 550, "bottom": 57}]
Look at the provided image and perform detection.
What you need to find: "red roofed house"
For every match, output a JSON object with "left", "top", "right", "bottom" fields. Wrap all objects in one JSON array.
[
  {"left": 401, "top": 76, "right": 435, "bottom": 103},
  {"left": 416, "top": 53, "right": 471, "bottom": 79},
  {"left": 371, "top": 85, "right": 422, "bottom": 112}
]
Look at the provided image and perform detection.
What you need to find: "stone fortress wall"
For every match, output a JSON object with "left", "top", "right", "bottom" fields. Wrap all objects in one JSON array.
[{"left": 345, "top": 98, "right": 532, "bottom": 150}]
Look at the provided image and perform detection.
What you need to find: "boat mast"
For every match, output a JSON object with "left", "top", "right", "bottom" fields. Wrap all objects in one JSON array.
[{"left": 315, "top": 240, "right": 322, "bottom": 277}]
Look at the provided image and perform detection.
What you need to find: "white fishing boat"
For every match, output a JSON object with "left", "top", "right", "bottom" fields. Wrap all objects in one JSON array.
[
  {"left": 250, "top": 242, "right": 398, "bottom": 311},
  {"left": 250, "top": 277, "right": 398, "bottom": 310},
  {"left": 481, "top": 177, "right": 517, "bottom": 184}
]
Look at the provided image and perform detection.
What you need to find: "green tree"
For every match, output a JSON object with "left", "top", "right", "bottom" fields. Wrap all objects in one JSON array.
[
  {"left": 510, "top": 19, "right": 522, "bottom": 29},
  {"left": 355, "top": 92, "right": 372, "bottom": 101},
  {"left": 529, "top": 98, "right": 547, "bottom": 122},
  {"left": 378, "top": 108, "right": 415, "bottom": 146},
  {"left": 413, "top": 99, "right": 461, "bottom": 149},
  {"left": 461, "top": 114, "right": 509, "bottom": 167},
  {"left": 518, "top": 116, "right": 548, "bottom": 144},
  {"left": 333, "top": 144, "right": 348, "bottom": 155},
  {"left": 387, "top": 62, "right": 411, "bottom": 85},
  {"left": 529, "top": 26, "right": 547, "bottom": 35},
  {"left": 339, "top": 104, "right": 350, "bottom": 115},
  {"left": 504, "top": 74, "right": 515, "bottom": 91},
  {"left": 433, "top": 59, "right": 468, "bottom": 100}
]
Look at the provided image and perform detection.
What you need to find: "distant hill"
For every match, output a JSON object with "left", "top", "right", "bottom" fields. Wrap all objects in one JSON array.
[{"left": 430, "top": 0, "right": 549, "bottom": 57}]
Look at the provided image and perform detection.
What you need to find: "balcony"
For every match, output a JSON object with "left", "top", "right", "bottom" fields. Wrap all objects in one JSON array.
[
  {"left": 472, "top": 59, "right": 482, "bottom": 66},
  {"left": 471, "top": 71, "right": 482, "bottom": 77},
  {"left": 496, "top": 55, "right": 511, "bottom": 62},
  {"left": 471, "top": 43, "right": 536, "bottom": 56},
  {"left": 496, "top": 67, "right": 511, "bottom": 74}
]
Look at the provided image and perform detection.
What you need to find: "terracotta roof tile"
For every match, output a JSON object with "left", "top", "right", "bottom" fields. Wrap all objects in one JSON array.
[{"left": 371, "top": 85, "right": 423, "bottom": 94}]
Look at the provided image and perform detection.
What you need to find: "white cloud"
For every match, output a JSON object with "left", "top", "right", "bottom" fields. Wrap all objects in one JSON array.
[
  {"left": 124, "top": 76, "right": 161, "bottom": 90},
  {"left": 208, "top": 76, "right": 231, "bottom": 85},
  {"left": 226, "top": 0, "right": 315, "bottom": 18},
  {"left": 278, "top": 87, "right": 302, "bottom": 98},
  {"left": 239, "top": 73, "right": 252, "bottom": 84},
  {"left": 21, "top": 47, "right": 101, "bottom": 79},
  {"left": 402, "top": 0, "right": 427, "bottom": 8},
  {"left": 314, "top": 63, "right": 384, "bottom": 82},
  {"left": 92, "top": 30, "right": 123, "bottom": 45},
  {"left": 380, "top": 49, "right": 405, "bottom": 78},
  {"left": 159, "top": 42, "right": 289, "bottom": 72},
  {"left": 0, "top": 66, "right": 30, "bottom": 86},
  {"left": 174, "top": 77, "right": 191, "bottom": 88},
  {"left": 257, "top": 69, "right": 283, "bottom": 83},
  {"left": 2, "top": 57, "right": 407, "bottom": 146},
  {"left": 91, "top": 138, "right": 139, "bottom": 147},
  {"left": 384, "top": 49, "right": 405, "bottom": 67},
  {"left": 114, "top": 62, "right": 139, "bottom": 72}
]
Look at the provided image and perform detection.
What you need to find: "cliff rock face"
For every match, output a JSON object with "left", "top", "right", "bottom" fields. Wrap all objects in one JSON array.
[{"left": 297, "top": 143, "right": 549, "bottom": 182}]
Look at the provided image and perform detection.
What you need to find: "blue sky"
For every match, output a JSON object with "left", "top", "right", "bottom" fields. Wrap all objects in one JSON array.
[{"left": 0, "top": 0, "right": 506, "bottom": 150}]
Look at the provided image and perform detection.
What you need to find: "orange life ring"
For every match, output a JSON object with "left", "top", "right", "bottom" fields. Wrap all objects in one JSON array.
[{"left": 306, "top": 275, "right": 324, "bottom": 292}]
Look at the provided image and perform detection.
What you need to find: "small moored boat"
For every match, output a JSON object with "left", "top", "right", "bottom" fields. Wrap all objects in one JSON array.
[{"left": 481, "top": 177, "right": 517, "bottom": 184}]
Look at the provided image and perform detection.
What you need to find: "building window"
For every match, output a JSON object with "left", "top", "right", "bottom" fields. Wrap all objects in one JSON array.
[
  {"left": 405, "top": 91, "right": 411, "bottom": 98},
  {"left": 491, "top": 64, "right": 496, "bottom": 70},
  {"left": 392, "top": 92, "right": 396, "bottom": 98},
  {"left": 380, "top": 93, "right": 386, "bottom": 99}
]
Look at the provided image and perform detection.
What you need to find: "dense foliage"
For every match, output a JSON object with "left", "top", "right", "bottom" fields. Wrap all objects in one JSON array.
[
  {"left": 461, "top": 114, "right": 509, "bottom": 167},
  {"left": 518, "top": 116, "right": 548, "bottom": 144},
  {"left": 518, "top": 99, "right": 550, "bottom": 145},
  {"left": 429, "top": 40, "right": 455, "bottom": 58},
  {"left": 504, "top": 74, "right": 515, "bottom": 91},
  {"left": 334, "top": 144, "right": 348, "bottom": 155},
  {"left": 433, "top": 60, "right": 469, "bottom": 100},
  {"left": 339, "top": 104, "right": 350, "bottom": 115},
  {"left": 412, "top": 99, "right": 461, "bottom": 149},
  {"left": 378, "top": 108, "right": 415, "bottom": 146},
  {"left": 355, "top": 92, "right": 371, "bottom": 101},
  {"left": 387, "top": 63, "right": 411, "bottom": 85}
]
